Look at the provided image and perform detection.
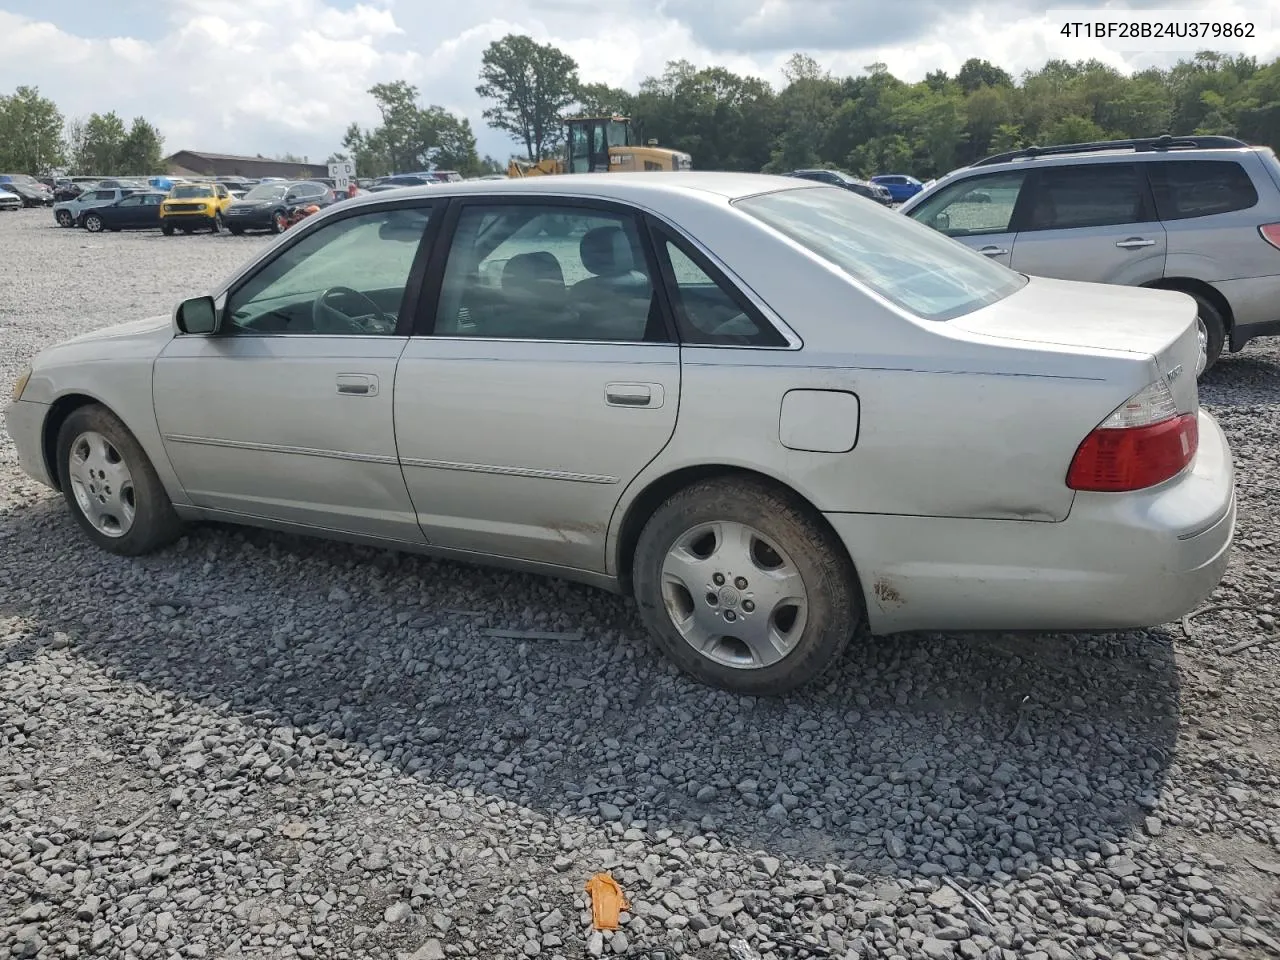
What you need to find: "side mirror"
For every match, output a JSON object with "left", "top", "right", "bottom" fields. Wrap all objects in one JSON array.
[
  {"left": 931, "top": 212, "right": 951, "bottom": 231},
  {"left": 175, "top": 296, "right": 219, "bottom": 335}
]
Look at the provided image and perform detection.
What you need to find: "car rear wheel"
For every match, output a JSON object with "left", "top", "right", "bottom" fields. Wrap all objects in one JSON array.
[
  {"left": 55, "top": 404, "right": 183, "bottom": 556},
  {"left": 161, "top": 224, "right": 174, "bottom": 236},
  {"left": 1188, "top": 291, "right": 1226, "bottom": 374},
  {"left": 83, "top": 213, "right": 104, "bottom": 232},
  {"left": 55, "top": 209, "right": 73, "bottom": 227},
  {"left": 632, "top": 476, "right": 861, "bottom": 695}
]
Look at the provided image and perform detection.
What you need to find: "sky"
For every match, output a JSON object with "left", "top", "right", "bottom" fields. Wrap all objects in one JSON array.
[{"left": 2, "top": 0, "right": 1279, "bottom": 170}]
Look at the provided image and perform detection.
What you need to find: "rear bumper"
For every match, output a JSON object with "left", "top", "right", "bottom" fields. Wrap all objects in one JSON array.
[
  {"left": 829, "top": 409, "right": 1235, "bottom": 635},
  {"left": 3, "top": 398, "right": 54, "bottom": 488},
  {"left": 1211, "top": 275, "right": 1280, "bottom": 350}
]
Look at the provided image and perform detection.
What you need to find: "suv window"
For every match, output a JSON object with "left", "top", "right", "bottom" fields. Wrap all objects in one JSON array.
[
  {"left": 119, "top": 196, "right": 143, "bottom": 207},
  {"left": 736, "top": 185, "right": 1027, "bottom": 322},
  {"left": 434, "top": 204, "right": 661, "bottom": 342},
  {"left": 1148, "top": 160, "right": 1259, "bottom": 220},
  {"left": 905, "top": 171, "right": 1028, "bottom": 237},
  {"left": 1024, "top": 164, "right": 1147, "bottom": 231}
]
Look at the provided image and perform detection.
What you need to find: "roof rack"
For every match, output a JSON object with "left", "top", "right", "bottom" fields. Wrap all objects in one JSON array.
[{"left": 971, "top": 134, "right": 1249, "bottom": 167}]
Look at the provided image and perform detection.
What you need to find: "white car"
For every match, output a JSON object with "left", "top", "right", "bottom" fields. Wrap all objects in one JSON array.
[
  {"left": 0, "top": 186, "right": 22, "bottom": 211},
  {"left": 5, "top": 173, "right": 1235, "bottom": 694}
]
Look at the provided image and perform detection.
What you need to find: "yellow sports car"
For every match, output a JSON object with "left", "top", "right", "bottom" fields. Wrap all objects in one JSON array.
[{"left": 159, "top": 182, "right": 234, "bottom": 234}]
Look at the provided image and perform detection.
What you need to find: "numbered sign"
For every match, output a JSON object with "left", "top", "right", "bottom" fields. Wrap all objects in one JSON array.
[{"left": 328, "top": 160, "right": 356, "bottom": 191}]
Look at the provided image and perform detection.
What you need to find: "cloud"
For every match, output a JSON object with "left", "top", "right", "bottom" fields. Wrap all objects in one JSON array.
[{"left": 2, "top": 0, "right": 1279, "bottom": 168}]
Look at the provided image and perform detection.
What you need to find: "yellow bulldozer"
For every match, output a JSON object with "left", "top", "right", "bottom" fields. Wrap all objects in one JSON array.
[{"left": 507, "top": 115, "right": 692, "bottom": 178}]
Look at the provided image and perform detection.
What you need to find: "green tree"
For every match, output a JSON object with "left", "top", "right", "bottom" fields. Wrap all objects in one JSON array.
[
  {"left": 0, "top": 86, "right": 65, "bottom": 173},
  {"left": 956, "top": 58, "right": 1014, "bottom": 93},
  {"left": 79, "top": 111, "right": 128, "bottom": 174},
  {"left": 576, "top": 82, "right": 633, "bottom": 117},
  {"left": 119, "top": 117, "right": 165, "bottom": 175},
  {"left": 342, "top": 84, "right": 481, "bottom": 177},
  {"left": 476, "top": 34, "right": 580, "bottom": 160}
]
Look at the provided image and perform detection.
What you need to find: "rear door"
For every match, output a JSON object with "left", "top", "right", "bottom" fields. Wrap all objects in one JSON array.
[
  {"left": 1010, "top": 162, "right": 1167, "bottom": 285},
  {"left": 901, "top": 169, "right": 1030, "bottom": 267},
  {"left": 393, "top": 197, "right": 679, "bottom": 573}
]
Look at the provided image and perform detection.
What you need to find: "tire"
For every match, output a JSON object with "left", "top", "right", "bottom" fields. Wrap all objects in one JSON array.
[
  {"left": 271, "top": 211, "right": 287, "bottom": 234},
  {"left": 161, "top": 224, "right": 174, "bottom": 236},
  {"left": 211, "top": 213, "right": 223, "bottom": 234},
  {"left": 55, "top": 404, "right": 183, "bottom": 557},
  {"left": 55, "top": 209, "right": 73, "bottom": 227},
  {"left": 229, "top": 226, "right": 244, "bottom": 236},
  {"left": 1187, "top": 290, "right": 1226, "bottom": 374},
  {"left": 83, "top": 213, "right": 104, "bottom": 232},
  {"left": 632, "top": 476, "right": 861, "bottom": 695}
]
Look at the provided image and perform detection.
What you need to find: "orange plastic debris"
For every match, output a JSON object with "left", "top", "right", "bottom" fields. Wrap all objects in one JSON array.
[{"left": 584, "top": 871, "right": 630, "bottom": 931}]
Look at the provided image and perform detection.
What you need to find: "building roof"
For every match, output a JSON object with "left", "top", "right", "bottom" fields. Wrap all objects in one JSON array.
[{"left": 168, "top": 150, "right": 314, "bottom": 164}]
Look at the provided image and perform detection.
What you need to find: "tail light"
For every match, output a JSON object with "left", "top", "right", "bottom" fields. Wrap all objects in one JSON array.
[
  {"left": 1066, "top": 378, "right": 1198, "bottom": 492},
  {"left": 1259, "top": 223, "right": 1280, "bottom": 249}
]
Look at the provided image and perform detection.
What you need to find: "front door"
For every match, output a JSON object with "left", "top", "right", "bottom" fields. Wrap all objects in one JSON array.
[
  {"left": 1009, "top": 163, "right": 1167, "bottom": 285},
  {"left": 900, "top": 170, "right": 1030, "bottom": 268},
  {"left": 394, "top": 199, "right": 679, "bottom": 573},
  {"left": 153, "top": 202, "right": 438, "bottom": 542}
]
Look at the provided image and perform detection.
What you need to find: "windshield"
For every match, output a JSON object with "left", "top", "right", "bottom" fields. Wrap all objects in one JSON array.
[
  {"left": 170, "top": 184, "right": 214, "bottom": 198},
  {"left": 244, "top": 184, "right": 288, "bottom": 201},
  {"left": 734, "top": 186, "right": 1027, "bottom": 321}
]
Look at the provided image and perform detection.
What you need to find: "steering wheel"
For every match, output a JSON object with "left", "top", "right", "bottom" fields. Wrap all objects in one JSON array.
[
  {"left": 312, "top": 286, "right": 389, "bottom": 334},
  {"left": 707, "top": 311, "right": 759, "bottom": 338}
]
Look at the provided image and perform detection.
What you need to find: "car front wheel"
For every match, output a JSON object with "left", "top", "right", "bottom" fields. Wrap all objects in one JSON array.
[
  {"left": 83, "top": 213, "right": 104, "bottom": 232},
  {"left": 632, "top": 476, "right": 861, "bottom": 695},
  {"left": 55, "top": 404, "right": 183, "bottom": 556},
  {"left": 55, "top": 209, "right": 73, "bottom": 227}
]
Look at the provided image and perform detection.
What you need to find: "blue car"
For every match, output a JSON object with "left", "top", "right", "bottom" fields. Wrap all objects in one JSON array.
[{"left": 870, "top": 174, "right": 924, "bottom": 203}]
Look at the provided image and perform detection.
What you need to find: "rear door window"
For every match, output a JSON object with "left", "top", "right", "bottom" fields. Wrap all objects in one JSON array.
[
  {"left": 1147, "top": 160, "right": 1259, "bottom": 220},
  {"left": 1023, "top": 164, "right": 1148, "bottom": 231}
]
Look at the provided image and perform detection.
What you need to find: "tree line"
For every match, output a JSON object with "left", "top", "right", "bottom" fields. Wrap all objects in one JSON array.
[
  {"left": 0, "top": 86, "right": 165, "bottom": 176},
  {"left": 460, "top": 38, "right": 1280, "bottom": 180},
  {"left": 9, "top": 43, "right": 1280, "bottom": 182}
]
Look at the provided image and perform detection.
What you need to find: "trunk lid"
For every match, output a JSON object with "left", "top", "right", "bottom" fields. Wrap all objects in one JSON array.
[{"left": 949, "top": 275, "right": 1201, "bottom": 413}]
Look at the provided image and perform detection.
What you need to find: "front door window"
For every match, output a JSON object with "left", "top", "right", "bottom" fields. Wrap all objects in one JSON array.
[{"left": 224, "top": 206, "right": 434, "bottom": 335}]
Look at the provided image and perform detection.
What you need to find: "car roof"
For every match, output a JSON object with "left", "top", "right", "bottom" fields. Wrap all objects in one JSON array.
[{"left": 342, "top": 171, "right": 807, "bottom": 207}]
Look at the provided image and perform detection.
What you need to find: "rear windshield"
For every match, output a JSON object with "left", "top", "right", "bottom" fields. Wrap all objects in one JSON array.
[
  {"left": 734, "top": 186, "right": 1027, "bottom": 321},
  {"left": 170, "top": 184, "right": 214, "bottom": 198}
]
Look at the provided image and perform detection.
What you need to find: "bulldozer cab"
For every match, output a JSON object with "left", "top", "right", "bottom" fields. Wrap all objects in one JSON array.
[{"left": 566, "top": 116, "right": 634, "bottom": 173}]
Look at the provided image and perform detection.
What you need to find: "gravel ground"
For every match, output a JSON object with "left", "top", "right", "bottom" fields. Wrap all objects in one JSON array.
[{"left": 2, "top": 206, "right": 1280, "bottom": 960}]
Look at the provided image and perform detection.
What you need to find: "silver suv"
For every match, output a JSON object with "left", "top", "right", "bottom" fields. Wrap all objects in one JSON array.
[{"left": 899, "top": 135, "right": 1280, "bottom": 371}]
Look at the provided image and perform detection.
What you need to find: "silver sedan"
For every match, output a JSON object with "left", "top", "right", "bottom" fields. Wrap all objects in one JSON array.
[{"left": 5, "top": 173, "right": 1236, "bottom": 694}]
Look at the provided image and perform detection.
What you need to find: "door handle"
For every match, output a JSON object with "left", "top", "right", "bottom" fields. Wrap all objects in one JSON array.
[
  {"left": 336, "top": 373, "right": 378, "bottom": 397},
  {"left": 1116, "top": 237, "right": 1156, "bottom": 249},
  {"left": 605, "top": 382, "right": 663, "bottom": 408},
  {"left": 977, "top": 245, "right": 1009, "bottom": 257}
]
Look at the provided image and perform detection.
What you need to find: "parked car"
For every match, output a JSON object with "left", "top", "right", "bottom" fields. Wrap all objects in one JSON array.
[
  {"left": 81, "top": 192, "right": 167, "bottom": 232},
  {"left": 221, "top": 180, "right": 332, "bottom": 234},
  {"left": 159, "top": 182, "right": 235, "bottom": 234},
  {"left": 898, "top": 134, "right": 1280, "bottom": 371},
  {"left": 4, "top": 173, "right": 1233, "bottom": 695},
  {"left": 54, "top": 181, "right": 88, "bottom": 202},
  {"left": 0, "top": 175, "right": 54, "bottom": 207},
  {"left": 0, "top": 186, "right": 22, "bottom": 212},
  {"left": 52, "top": 186, "right": 142, "bottom": 227},
  {"left": 784, "top": 169, "right": 894, "bottom": 204},
  {"left": 871, "top": 174, "right": 925, "bottom": 203}
]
